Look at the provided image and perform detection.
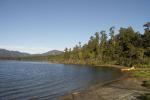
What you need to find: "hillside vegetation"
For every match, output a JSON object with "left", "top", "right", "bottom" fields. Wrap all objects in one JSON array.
[
  {"left": 62, "top": 23, "right": 150, "bottom": 67},
  {"left": 20, "top": 23, "right": 150, "bottom": 67}
]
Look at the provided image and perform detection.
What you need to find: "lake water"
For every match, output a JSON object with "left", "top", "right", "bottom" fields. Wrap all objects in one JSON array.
[{"left": 0, "top": 60, "right": 122, "bottom": 100}]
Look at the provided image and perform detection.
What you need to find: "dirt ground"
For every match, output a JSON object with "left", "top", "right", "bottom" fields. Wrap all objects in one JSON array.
[{"left": 59, "top": 77, "right": 150, "bottom": 100}]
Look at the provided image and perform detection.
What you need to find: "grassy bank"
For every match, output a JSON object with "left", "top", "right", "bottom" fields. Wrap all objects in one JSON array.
[
  {"left": 131, "top": 71, "right": 150, "bottom": 78},
  {"left": 60, "top": 66, "right": 150, "bottom": 100},
  {"left": 129, "top": 69, "right": 150, "bottom": 100}
]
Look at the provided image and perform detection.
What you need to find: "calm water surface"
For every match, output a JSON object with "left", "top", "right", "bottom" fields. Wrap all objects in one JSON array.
[{"left": 0, "top": 60, "right": 122, "bottom": 100}]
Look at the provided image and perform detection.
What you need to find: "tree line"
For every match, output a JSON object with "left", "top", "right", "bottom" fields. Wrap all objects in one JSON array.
[
  {"left": 63, "top": 22, "right": 150, "bottom": 67},
  {"left": 19, "top": 22, "right": 150, "bottom": 67}
]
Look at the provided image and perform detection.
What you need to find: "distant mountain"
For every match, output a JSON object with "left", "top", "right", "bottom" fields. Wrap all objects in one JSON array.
[
  {"left": 0, "top": 49, "right": 30, "bottom": 58},
  {"left": 0, "top": 49, "right": 63, "bottom": 58},
  {"left": 42, "top": 50, "right": 63, "bottom": 56}
]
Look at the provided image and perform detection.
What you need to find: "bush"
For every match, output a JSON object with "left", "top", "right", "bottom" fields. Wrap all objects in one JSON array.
[
  {"left": 143, "top": 80, "right": 150, "bottom": 88},
  {"left": 138, "top": 93, "right": 150, "bottom": 100}
]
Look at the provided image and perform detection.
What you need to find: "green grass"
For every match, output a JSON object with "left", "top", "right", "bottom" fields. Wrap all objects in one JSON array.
[
  {"left": 134, "top": 64, "right": 150, "bottom": 68},
  {"left": 131, "top": 71, "right": 150, "bottom": 78},
  {"left": 145, "top": 94, "right": 150, "bottom": 100},
  {"left": 130, "top": 70, "right": 150, "bottom": 99},
  {"left": 131, "top": 71, "right": 150, "bottom": 88},
  {"left": 138, "top": 93, "right": 150, "bottom": 100},
  {"left": 143, "top": 80, "right": 150, "bottom": 88},
  {"left": 145, "top": 95, "right": 150, "bottom": 100}
]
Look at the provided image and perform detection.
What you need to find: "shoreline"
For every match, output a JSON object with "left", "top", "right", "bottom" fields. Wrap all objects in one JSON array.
[
  {"left": 94, "top": 64, "right": 128, "bottom": 69},
  {"left": 60, "top": 71, "right": 150, "bottom": 100},
  {"left": 1, "top": 60, "right": 149, "bottom": 99},
  {"left": 60, "top": 78, "right": 150, "bottom": 100},
  {"left": 59, "top": 72, "right": 127, "bottom": 100}
]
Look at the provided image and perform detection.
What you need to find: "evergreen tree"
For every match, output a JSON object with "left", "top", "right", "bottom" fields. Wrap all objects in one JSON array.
[{"left": 46, "top": 23, "right": 150, "bottom": 67}]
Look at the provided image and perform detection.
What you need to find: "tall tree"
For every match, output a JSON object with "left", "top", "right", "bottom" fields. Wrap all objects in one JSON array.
[
  {"left": 143, "top": 22, "right": 150, "bottom": 48},
  {"left": 143, "top": 22, "right": 150, "bottom": 30},
  {"left": 64, "top": 47, "right": 69, "bottom": 59},
  {"left": 55, "top": 24, "right": 150, "bottom": 66},
  {"left": 109, "top": 27, "right": 115, "bottom": 40}
]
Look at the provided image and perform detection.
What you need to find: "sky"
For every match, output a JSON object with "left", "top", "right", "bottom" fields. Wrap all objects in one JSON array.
[{"left": 0, "top": 0, "right": 150, "bottom": 54}]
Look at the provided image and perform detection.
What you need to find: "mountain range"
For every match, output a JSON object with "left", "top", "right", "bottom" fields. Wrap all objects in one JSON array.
[
  {"left": 42, "top": 50, "right": 63, "bottom": 56},
  {"left": 0, "top": 49, "right": 63, "bottom": 58}
]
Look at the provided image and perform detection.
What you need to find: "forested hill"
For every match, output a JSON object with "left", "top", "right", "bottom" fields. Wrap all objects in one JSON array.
[
  {"left": 42, "top": 50, "right": 63, "bottom": 56},
  {"left": 0, "top": 49, "right": 30, "bottom": 58},
  {"left": 62, "top": 22, "right": 150, "bottom": 67},
  {"left": 0, "top": 49, "right": 63, "bottom": 60},
  {"left": 16, "top": 23, "right": 150, "bottom": 67}
]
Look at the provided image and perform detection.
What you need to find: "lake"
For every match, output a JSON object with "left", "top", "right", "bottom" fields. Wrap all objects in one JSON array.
[{"left": 0, "top": 60, "right": 122, "bottom": 100}]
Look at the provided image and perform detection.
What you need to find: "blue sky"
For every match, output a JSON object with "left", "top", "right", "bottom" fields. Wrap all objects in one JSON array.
[{"left": 0, "top": 0, "right": 150, "bottom": 54}]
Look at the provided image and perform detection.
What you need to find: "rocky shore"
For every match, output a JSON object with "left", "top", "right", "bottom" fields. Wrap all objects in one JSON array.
[{"left": 60, "top": 75, "right": 150, "bottom": 100}]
